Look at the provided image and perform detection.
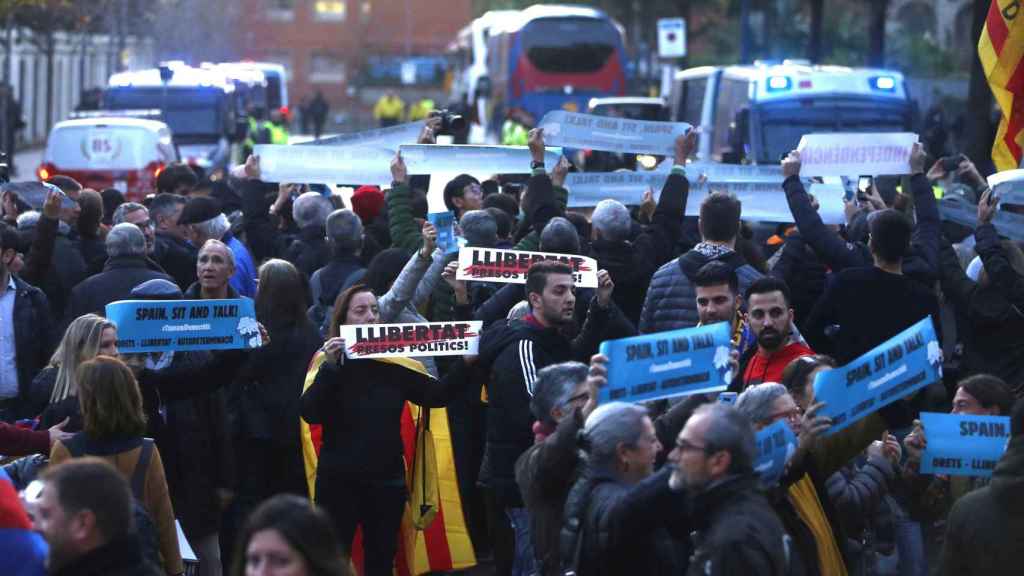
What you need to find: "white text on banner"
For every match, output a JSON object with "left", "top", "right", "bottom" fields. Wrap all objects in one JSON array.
[{"left": 538, "top": 110, "right": 692, "bottom": 155}]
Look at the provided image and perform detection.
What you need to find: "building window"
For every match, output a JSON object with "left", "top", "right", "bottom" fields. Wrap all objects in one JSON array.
[
  {"left": 309, "top": 54, "right": 346, "bottom": 84},
  {"left": 263, "top": 51, "right": 292, "bottom": 73},
  {"left": 266, "top": 0, "right": 295, "bottom": 21},
  {"left": 314, "top": 0, "right": 346, "bottom": 21}
]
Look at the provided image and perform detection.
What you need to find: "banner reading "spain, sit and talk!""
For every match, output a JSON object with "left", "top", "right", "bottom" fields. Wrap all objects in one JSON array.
[
  {"left": 105, "top": 299, "right": 262, "bottom": 353},
  {"left": 456, "top": 247, "right": 600, "bottom": 288},
  {"left": 979, "top": 0, "right": 1024, "bottom": 170},
  {"left": 338, "top": 321, "right": 483, "bottom": 359}
]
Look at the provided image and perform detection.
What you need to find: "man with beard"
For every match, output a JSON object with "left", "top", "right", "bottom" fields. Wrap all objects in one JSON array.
[
  {"left": 736, "top": 277, "right": 813, "bottom": 390},
  {"left": 694, "top": 261, "right": 756, "bottom": 358}
]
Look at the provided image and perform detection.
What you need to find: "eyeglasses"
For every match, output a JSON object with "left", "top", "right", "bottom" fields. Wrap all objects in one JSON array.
[
  {"left": 133, "top": 219, "right": 155, "bottom": 231},
  {"left": 767, "top": 407, "right": 802, "bottom": 423},
  {"left": 674, "top": 439, "right": 707, "bottom": 453}
]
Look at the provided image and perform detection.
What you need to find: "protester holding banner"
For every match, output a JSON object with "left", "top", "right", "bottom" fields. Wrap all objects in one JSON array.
[
  {"left": 940, "top": 398, "right": 1024, "bottom": 576},
  {"left": 179, "top": 196, "right": 257, "bottom": 299},
  {"left": 587, "top": 132, "right": 693, "bottom": 325},
  {"left": 300, "top": 283, "right": 473, "bottom": 576},
  {"left": 640, "top": 190, "right": 763, "bottom": 334}
]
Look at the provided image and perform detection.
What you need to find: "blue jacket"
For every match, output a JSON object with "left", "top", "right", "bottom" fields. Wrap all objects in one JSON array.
[{"left": 225, "top": 233, "right": 258, "bottom": 298}]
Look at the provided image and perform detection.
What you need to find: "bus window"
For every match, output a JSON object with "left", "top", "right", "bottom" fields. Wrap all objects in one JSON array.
[
  {"left": 712, "top": 78, "right": 750, "bottom": 162},
  {"left": 521, "top": 17, "right": 619, "bottom": 74},
  {"left": 680, "top": 77, "right": 707, "bottom": 125}
]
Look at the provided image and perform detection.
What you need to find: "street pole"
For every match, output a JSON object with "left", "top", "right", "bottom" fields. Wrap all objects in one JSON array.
[{"left": 739, "top": 0, "right": 751, "bottom": 63}]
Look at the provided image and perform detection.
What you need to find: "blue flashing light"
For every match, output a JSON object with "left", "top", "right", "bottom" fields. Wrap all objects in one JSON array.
[{"left": 766, "top": 76, "right": 791, "bottom": 92}]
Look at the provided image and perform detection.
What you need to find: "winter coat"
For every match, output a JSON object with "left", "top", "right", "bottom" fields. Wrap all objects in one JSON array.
[
  {"left": 938, "top": 224, "right": 1024, "bottom": 395},
  {"left": 377, "top": 247, "right": 447, "bottom": 377},
  {"left": 686, "top": 473, "right": 792, "bottom": 576},
  {"left": 940, "top": 435, "right": 1024, "bottom": 576},
  {"left": 589, "top": 170, "right": 688, "bottom": 326},
  {"left": 640, "top": 247, "right": 763, "bottom": 334},
  {"left": 49, "top": 535, "right": 162, "bottom": 576},
  {"left": 153, "top": 231, "right": 197, "bottom": 291},
  {"left": 65, "top": 256, "right": 172, "bottom": 322},
  {"left": 8, "top": 275, "right": 54, "bottom": 418},
  {"left": 284, "top": 224, "right": 330, "bottom": 279}
]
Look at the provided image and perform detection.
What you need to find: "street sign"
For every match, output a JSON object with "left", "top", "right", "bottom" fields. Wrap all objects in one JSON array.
[{"left": 657, "top": 18, "right": 687, "bottom": 59}]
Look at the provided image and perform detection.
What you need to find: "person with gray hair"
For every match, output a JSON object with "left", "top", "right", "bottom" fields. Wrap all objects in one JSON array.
[
  {"left": 590, "top": 132, "right": 694, "bottom": 326},
  {"left": 148, "top": 193, "right": 198, "bottom": 290},
  {"left": 284, "top": 191, "right": 333, "bottom": 278},
  {"left": 460, "top": 209, "right": 497, "bottom": 248},
  {"left": 538, "top": 216, "right": 579, "bottom": 255},
  {"left": 663, "top": 401, "right": 792, "bottom": 575},
  {"left": 308, "top": 209, "right": 367, "bottom": 334},
  {"left": 515, "top": 360, "right": 595, "bottom": 576},
  {"left": 111, "top": 201, "right": 156, "bottom": 255},
  {"left": 66, "top": 223, "right": 173, "bottom": 321},
  {"left": 179, "top": 195, "right": 258, "bottom": 298}
]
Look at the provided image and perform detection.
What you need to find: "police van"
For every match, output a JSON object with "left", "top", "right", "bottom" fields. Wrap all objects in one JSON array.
[
  {"left": 669, "top": 60, "right": 914, "bottom": 164},
  {"left": 102, "top": 65, "right": 242, "bottom": 175}
]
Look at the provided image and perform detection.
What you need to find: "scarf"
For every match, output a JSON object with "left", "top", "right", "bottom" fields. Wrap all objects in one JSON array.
[{"left": 694, "top": 242, "right": 735, "bottom": 260}]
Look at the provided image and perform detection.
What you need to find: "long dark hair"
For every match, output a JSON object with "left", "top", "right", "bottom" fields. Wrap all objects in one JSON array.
[
  {"left": 255, "top": 259, "right": 311, "bottom": 332},
  {"left": 231, "top": 494, "right": 350, "bottom": 576},
  {"left": 328, "top": 283, "right": 374, "bottom": 338}
]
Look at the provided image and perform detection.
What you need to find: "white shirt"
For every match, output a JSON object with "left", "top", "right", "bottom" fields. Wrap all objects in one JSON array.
[{"left": 0, "top": 276, "right": 20, "bottom": 399}]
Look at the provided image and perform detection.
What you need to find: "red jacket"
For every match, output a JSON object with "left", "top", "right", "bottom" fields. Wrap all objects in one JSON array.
[
  {"left": 742, "top": 341, "right": 815, "bottom": 387},
  {"left": 0, "top": 423, "right": 49, "bottom": 457}
]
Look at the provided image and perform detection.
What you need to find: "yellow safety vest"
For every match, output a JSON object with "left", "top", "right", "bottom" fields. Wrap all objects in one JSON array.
[
  {"left": 502, "top": 119, "right": 528, "bottom": 146},
  {"left": 374, "top": 96, "right": 405, "bottom": 121}
]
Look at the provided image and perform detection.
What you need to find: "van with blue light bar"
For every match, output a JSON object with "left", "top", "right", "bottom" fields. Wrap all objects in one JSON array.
[
  {"left": 102, "top": 65, "right": 242, "bottom": 175},
  {"left": 668, "top": 61, "right": 913, "bottom": 164}
]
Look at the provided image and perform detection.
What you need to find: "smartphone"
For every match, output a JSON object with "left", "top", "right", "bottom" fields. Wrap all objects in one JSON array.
[{"left": 717, "top": 392, "right": 737, "bottom": 405}]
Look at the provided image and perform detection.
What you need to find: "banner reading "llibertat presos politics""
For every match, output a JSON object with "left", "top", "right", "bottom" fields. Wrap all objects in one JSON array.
[
  {"left": 338, "top": 321, "right": 483, "bottom": 359},
  {"left": 456, "top": 247, "right": 599, "bottom": 288},
  {"left": 537, "top": 111, "right": 692, "bottom": 155},
  {"left": 105, "top": 299, "right": 262, "bottom": 353}
]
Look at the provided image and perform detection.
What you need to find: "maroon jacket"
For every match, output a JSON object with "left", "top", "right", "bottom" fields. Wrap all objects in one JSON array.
[{"left": 0, "top": 423, "right": 49, "bottom": 456}]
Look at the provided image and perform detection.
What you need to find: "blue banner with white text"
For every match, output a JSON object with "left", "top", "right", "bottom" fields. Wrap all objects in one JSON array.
[
  {"left": 106, "top": 299, "right": 262, "bottom": 353},
  {"left": 919, "top": 412, "right": 1010, "bottom": 477},
  {"left": 754, "top": 420, "right": 798, "bottom": 487},
  {"left": 812, "top": 316, "right": 942, "bottom": 436},
  {"left": 598, "top": 322, "right": 732, "bottom": 404}
]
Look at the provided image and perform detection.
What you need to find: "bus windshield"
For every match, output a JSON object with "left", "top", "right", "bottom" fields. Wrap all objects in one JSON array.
[
  {"left": 104, "top": 87, "right": 225, "bottom": 138},
  {"left": 521, "top": 17, "right": 618, "bottom": 74},
  {"left": 754, "top": 98, "right": 910, "bottom": 164},
  {"left": 592, "top": 103, "right": 667, "bottom": 121}
]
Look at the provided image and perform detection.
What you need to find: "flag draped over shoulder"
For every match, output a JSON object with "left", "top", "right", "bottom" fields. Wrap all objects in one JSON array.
[
  {"left": 979, "top": 0, "right": 1024, "bottom": 170},
  {"left": 299, "top": 352, "right": 477, "bottom": 575}
]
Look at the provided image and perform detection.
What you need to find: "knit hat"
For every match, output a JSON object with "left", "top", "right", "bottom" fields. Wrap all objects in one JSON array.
[{"left": 351, "top": 185, "right": 384, "bottom": 223}]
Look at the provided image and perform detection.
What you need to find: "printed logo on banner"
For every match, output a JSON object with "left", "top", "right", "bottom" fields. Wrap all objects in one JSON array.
[
  {"left": 919, "top": 412, "right": 1011, "bottom": 477},
  {"left": 754, "top": 420, "right": 798, "bottom": 487},
  {"left": 537, "top": 111, "right": 692, "bottom": 156},
  {"left": 456, "top": 247, "right": 599, "bottom": 288},
  {"left": 597, "top": 322, "right": 732, "bottom": 404},
  {"left": 796, "top": 132, "right": 918, "bottom": 177},
  {"left": 338, "top": 321, "right": 483, "bottom": 359},
  {"left": 812, "top": 316, "right": 942, "bottom": 436},
  {"left": 105, "top": 299, "right": 262, "bottom": 353}
]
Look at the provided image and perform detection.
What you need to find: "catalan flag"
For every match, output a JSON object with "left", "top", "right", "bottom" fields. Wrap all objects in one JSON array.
[
  {"left": 978, "top": 0, "right": 1024, "bottom": 170},
  {"left": 299, "top": 352, "right": 477, "bottom": 575}
]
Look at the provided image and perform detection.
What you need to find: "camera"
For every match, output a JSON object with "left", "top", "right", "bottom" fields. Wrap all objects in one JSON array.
[
  {"left": 940, "top": 154, "right": 967, "bottom": 174},
  {"left": 431, "top": 109, "right": 466, "bottom": 136}
]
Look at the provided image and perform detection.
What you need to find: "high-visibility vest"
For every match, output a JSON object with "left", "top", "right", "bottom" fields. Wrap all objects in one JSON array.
[
  {"left": 265, "top": 121, "right": 289, "bottom": 145},
  {"left": 502, "top": 119, "right": 528, "bottom": 146},
  {"left": 243, "top": 117, "right": 259, "bottom": 149},
  {"left": 374, "top": 96, "right": 405, "bottom": 120}
]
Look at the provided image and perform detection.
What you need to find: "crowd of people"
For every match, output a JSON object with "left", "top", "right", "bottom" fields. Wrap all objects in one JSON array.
[{"left": 0, "top": 112, "right": 1022, "bottom": 576}]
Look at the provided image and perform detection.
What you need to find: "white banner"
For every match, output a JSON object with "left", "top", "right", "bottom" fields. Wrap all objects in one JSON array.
[
  {"left": 940, "top": 169, "right": 1024, "bottom": 243},
  {"left": 564, "top": 167, "right": 846, "bottom": 225},
  {"left": 299, "top": 121, "right": 423, "bottom": 150},
  {"left": 338, "top": 321, "right": 482, "bottom": 359},
  {"left": 537, "top": 111, "right": 692, "bottom": 155},
  {"left": 399, "top": 144, "right": 562, "bottom": 176},
  {"left": 457, "top": 247, "right": 599, "bottom": 288},
  {"left": 254, "top": 144, "right": 394, "bottom": 186},
  {"left": 796, "top": 132, "right": 918, "bottom": 177}
]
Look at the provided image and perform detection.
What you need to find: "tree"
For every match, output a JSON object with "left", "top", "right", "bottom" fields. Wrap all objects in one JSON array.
[
  {"left": 866, "top": 0, "right": 888, "bottom": 67},
  {"left": 807, "top": 0, "right": 823, "bottom": 62}
]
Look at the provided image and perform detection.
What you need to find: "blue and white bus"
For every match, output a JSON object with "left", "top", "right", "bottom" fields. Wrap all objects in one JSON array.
[{"left": 669, "top": 61, "right": 914, "bottom": 164}]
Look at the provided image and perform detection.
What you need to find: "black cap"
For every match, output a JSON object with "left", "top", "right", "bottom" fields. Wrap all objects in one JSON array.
[
  {"left": 131, "top": 279, "right": 183, "bottom": 300},
  {"left": 178, "top": 196, "right": 223, "bottom": 226}
]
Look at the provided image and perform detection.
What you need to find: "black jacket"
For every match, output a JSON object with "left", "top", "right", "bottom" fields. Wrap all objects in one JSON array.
[
  {"left": 686, "top": 473, "right": 792, "bottom": 576},
  {"left": 589, "top": 171, "right": 688, "bottom": 325},
  {"left": 10, "top": 275, "right": 54, "bottom": 418},
  {"left": 783, "top": 174, "right": 940, "bottom": 287},
  {"left": 310, "top": 254, "right": 365, "bottom": 311},
  {"left": 65, "top": 256, "right": 172, "bottom": 322},
  {"left": 569, "top": 467, "right": 687, "bottom": 576},
  {"left": 36, "top": 232, "right": 88, "bottom": 319},
  {"left": 940, "top": 435, "right": 1024, "bottom": 576},
  {"left": 938, "top": 224, "right": 1024, "bottom": 394},
  {"left": 75, "top": 233, "right": 108, "bottom": 276},
  {"left": 301, "top": 357, "right": 469, "bottom": 482},
  {"left": 477, "top": 299, "right": 620, "bottom": 507},
  {"left": 284, "top": 224, "right": 330, "bottom": 279},
  {"left": 153, "top": 231, "right": 198, "bottom": 291},
  {"left": 50, "top": 535, "right": 162, "bottom": 576}
]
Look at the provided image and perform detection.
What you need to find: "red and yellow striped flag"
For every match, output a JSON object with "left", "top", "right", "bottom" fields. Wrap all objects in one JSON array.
[
  {"left": 979, "top": 0, "right": 1024, "bottom": 170},
  {"left": 299, "top": 352, "right": 477, "bottom": 575}
]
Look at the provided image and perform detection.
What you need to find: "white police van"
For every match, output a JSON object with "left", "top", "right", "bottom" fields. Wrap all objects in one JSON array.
[{"left": 669, "top": 60, "right": 914, "bottom": 164}]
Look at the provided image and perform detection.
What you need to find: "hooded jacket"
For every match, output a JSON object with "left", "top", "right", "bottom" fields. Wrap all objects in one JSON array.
[
  {"left": 477, "top": 297, "right": 619, "bottom": 507},
  {"left": 640, "top": 245, "right": 763, "bottom": 334},
  {"left": 940, "top": 435, "right": 1024, "bottom": 576}
]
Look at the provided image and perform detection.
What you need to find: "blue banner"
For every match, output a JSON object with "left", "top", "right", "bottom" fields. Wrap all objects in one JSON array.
[
  {"left": 105, "top": 299, "right": 262, "bottom": 353},
  {"left": 754, "top": 420, "right": 798, "bottom": 487},
  {"left": 919, "top": 412, "right": 1010, "bottom": 477},
  {"left": 812, "top": 316, "right": 942, "bottom": 436},
  {"left": 537, "top": 110, "right": 692, "bottom": 155},
  {"left": 428, "top": 211, "right": 464, "bottom": 255},
  {"left": 598, "top": 322, "right": 732, "bottom": 404}
]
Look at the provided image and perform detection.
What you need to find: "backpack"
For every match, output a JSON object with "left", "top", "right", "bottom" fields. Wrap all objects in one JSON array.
[{"left": 63, "top": 434, "right": 162, "bottom": 569}]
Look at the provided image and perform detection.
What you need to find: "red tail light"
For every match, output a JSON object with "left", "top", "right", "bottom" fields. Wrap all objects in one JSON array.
[
  {"left": 146, "top": 161, "right": 166, "bottom": 180},
  {"left": 37, "top": 162, "right": 56, "bottom": 181}
]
